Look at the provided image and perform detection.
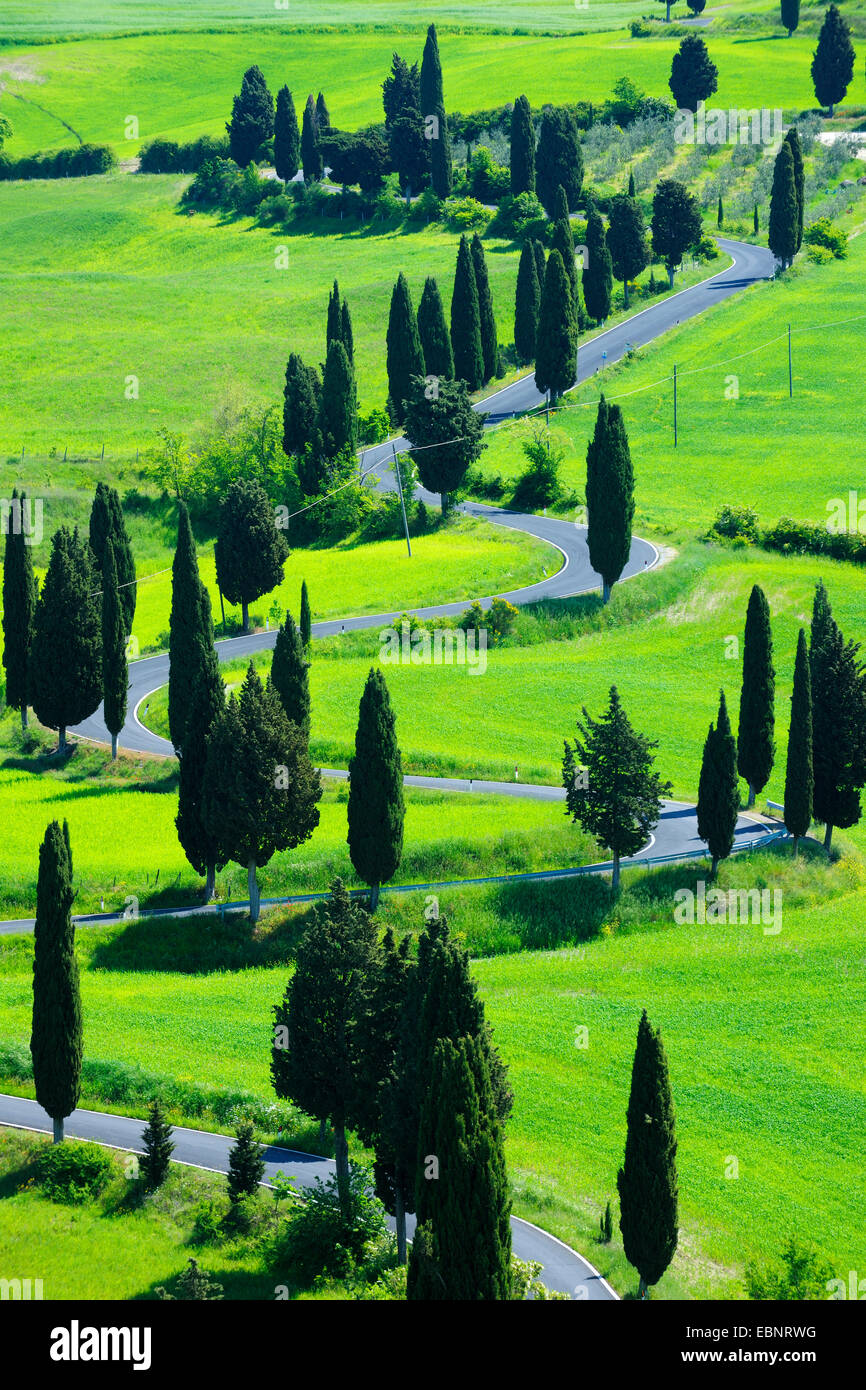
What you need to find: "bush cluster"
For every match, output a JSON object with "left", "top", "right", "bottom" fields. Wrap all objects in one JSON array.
[
  {"left": 34, "top": 1140, "right": 114, "bottom": 1204},
  {"left": 708, "top": 504, "right": 866, "bottom": 563},
  {"left": 138, "top": 134, "right": 230, "bottom": 174},
  {"left": 0, "top": 143, "right": 116, "bottom": 181}
]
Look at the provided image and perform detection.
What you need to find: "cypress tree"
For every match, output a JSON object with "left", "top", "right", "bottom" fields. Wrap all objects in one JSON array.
[
  {"left": 382, "top": 53, "right": 421, "bottom": 129},
  {"left": 509, "top": 94, "right": 535, "bottom": 196},
  {"left": 532, "top": 238, "right": 546, "bottom": 291},
  {"left": 176, "top": 659, "right": 226, "bottom": 901},
  {"left": 407, "top": 1036, "right": 512, "bottom": 1301},
  {"left": 274, "top": 85, "right": 300, "bottom": 182},
  {"left": 607, "top": 193, "right": 648, "bottom": 309},
  {"left": 88, "top": 481, "right": 113, "bottom": 573},
  {"left": 429, "top": 102, "right": 453, "bottom": 200},
  {"left": 811, "top": 5, "right": 854, "bottom": 116},
  {"left": 785, "top": 127, "right": 805, "bottom": 251},
  {"left": 781, "top": 0, "right": 800, "bottom": 36},
  {"left": 717, "top": 194, "right": 724, "bottom": 229},
  {"left": 347, "top": 667, "right": 404, "bottom": 911},
  {"left": 282, "top": 353, "right": 320, "bottom": 459},
  {"left": 583, "top": 204, "right": 613, "bottom": 324},
  {"left": 809, "top": 582, "right": 866, "bottom": 851},
  {"left": 31, "top": 820, "right": 81, "bottom": 1143},
  {"left": 168, "top": 502, "right": 218, "bottom": 752},
  {"left": 417, "top": 276, "right": 455, "bottom": 380},
  {"left": 340, "top": 298, "right": 354, "bottom": 367},
  {"left": 450, "top": 235, "right": 484, "bottom": 392},
  {"left": 628, "top": 169, "right": 636, "bottom": 198},
  {"left": 470, "top": 233, "right": 498, "bottom": 384},
  {"left": 226, "top": 65, "right": 274, "bottom": 168},
  {"left": 784, "top": 628, "right": 813, "bottom": 855},
  {"left": 420, "top": 23, "right": 444, "bottom": 117},
  {"left": 315, "top": 91, "right": 330, "bottom": 132},
  {"left": 514, "top": 241, "right": 541, "bottom": 365},
  {"left": 696, "top": 689, "right": 740, "bottom": 878},
  {"left": 30, "top": 528, "right": 101, "bottom": 756},
  {"left": 270, "top": 612, "right": 310, "bottom": 742},
  {"left": 215, "top": 477, "right": 289, "bottom": 633},
  {"left": 754, "top": 202, "right": 759, "bottom": 235},
  {"left": 768, "top": 140, "right": 799, "bottom": 269},
  {"left": 737, "top": 584, "right": 775, "bottom": 807},
  {"left": 300, "top": 579, "right": 312, "bottom": 650},
  {"left": 617, "top": 1010, "right": 678, "bottom": 1299},
  {"left": 107, "top": 489, "right": 136, "bottom": 637},
  {"left": 386, "top": 272, "right": 425, "bottom": 423},
  {"left": 419, "top": 29, "right": 451, "bottom": 198},
  {"left": 227, "top": 1121, "right": 266, "bottom": 1203},
  {"left": 2, "top": 488, "right": 37, "bottom": 730},
  {"left": 317, "top": 339, "right": 357, "bottom": 461},
  {"left": 585, "top": 395, "right": 634, "bottom": 603},
  {"left": 326, "top": 279, "right": 342, "bottom": 350},
  {"left": 101, "top": 539, "right": 127, "bottom": 761},
  {"left": 669, "top": 35, "right": 718, "bottom": 113},
  {"left": 535, "top": 106, "right": 583, "bottom": 217},
  {"left": 301, "top": 94, "right": 322, "bottom": 181},
  {"left": 534, "top": 249, "right": 577, "bottom": 402},
  {"left": 140, "top": 1100, "right": 175, "bottom": 1190},
  {"left": 551, "top": 184, "right": 579, "bottom": 313}
]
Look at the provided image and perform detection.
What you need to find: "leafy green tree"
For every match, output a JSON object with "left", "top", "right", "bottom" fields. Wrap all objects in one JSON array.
[
  {"left": 347, "top": 668, "right": 405, "bottom": 911},
  {"left": 321, "top": 129, "right": 390, "bottom": 193},
  {"left": 301, "top": 94, "right": 322, "bottom": 181},
  {"left": 811, "top": 4, "right": 855, "bottom": 116},
  {"left": 583, "top": 204, "right": 613, "bottom": 323},
  {"left": 419, "top": 31, "right": 450, "bottom": 196},
  {"left": 696, "top": 689, "right": 740, "bottom": 878},
  {"left": 383, "top": 53, "right": 421, "bottom": 129},
  {"left": 317, "top": 339, "right": 357, "bottom": 461},
  {"left": 282, "top": 353, "right": 320, "bottom": 462},
  {"left": 585, "top": 395, "right": 634, "bottom": 602},
  {"left": 534, "top": 249, "right": 577, "bottom": 401},
  {"left": 227, "top": 1121, "right": 266, "bottom": 1202},
  {"left": 737, "top": 584, "right": 775, "bottom": 807},
  {"left": 30, "top": 528, "right": 101, "bottom": 756},
  {"left": 809, "top": 582, "right": 866, "bottom": 851},
  {"left": 407, "top": 1036, "right": 512, "bottom": 1301},
  {"left": 417, "top": 276, "right": 454, "bottom": 380},
  {"left": 652, "top": 178, "right": 702, "bottom": 287},
  {"left": 176, "top": 661, "right": 226, "bottom": 900},
  {"left": 535, "top": 107, "right": 583, "bottom": 217},
  {"left": 471, "top": 233, "right": 498, "bottom": 384},
  {"left": 686, "top": 0, "right": 707, "bottom": 14},
  {"left": 404, "top": 375, "right": 486, "bottom": 513},
  {"left": 785, "top": 127, "right": 805, "bottom": 251},
  {"left": 215, "top": 477, "right": 289, "bottom": 633},
  {"left": 140, "top": 1100, "right": 175, "bottom": 1190},
  {"left": 669, "top": 35, "right": 718, "bottom": 113},
  {"left": 563, "top": 686, "right": 671, "bottom": 893},
  {"left": 784, "top": 628, "right": 814, "bottom": 855},
  {"left": 300, "top": 579, "right": 312, "bottom": 649},
  {"left": 315, "top": 91, "right": 330, "bottom": 132},
  {"left": 607, "top": 193, "right": 648, "bottom": 308},
  {"left": 274, "top": 86, "right": 300, "bottom": 182},
  {"left": 226, "top": 65, "right": 274, "bottom": 167},
  {"left": 270, "top": 612, "right": 310, "bottom": 742},
  {"left": 271, "top": 880, "right": 380, "bottom": 1217},
  {"left": 100, "top": 539, "right": 127, "bottom": 760},
  {"left": 168, "top": 501, "right": 218, "bottom": 752},
  {"left": 31, "top": 820, "right": 81, "bottom": 1143},
  {"left": 510, "top": 94, "right": 535, "bottom": 195},
  {"left": 768, "top": 139, "right": 799, "bottom": 269},
  {"left": 514, "top": 241, "right": 541, "bottom": 365},
  {"left": 2, "top": 488, "right": 37, "bottom": 730},
  {"left": 745, "top": 1238, "right": 832, "bottom": 1300},
  {"left": 781, "top": 0, "right": 800, "bottom": 36},
  {"left": 386, "top": 272, "right": 426, "bottom": 424},
  {"left": 450, "top": 234, "right": 484, "bottom": 391},
  {"left": 617, "top": 1010, "right": 678, "bottom": 1300},
  {"left": 202, "top": 663, "right": 321, "bottom": 921}
]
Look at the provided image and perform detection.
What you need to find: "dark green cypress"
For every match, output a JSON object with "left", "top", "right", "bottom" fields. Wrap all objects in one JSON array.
[
  {"left": 274, "top": 86, "right": 300, "bottom": 182},
  {"left": 583, "top": 204, "right": 613, "bottom": 324},
  {"left": 140, "top": 1100, "right": 175, "bottom": 1190},
  {"left": 811, "top": 5, "right": 855, "bottom": 116},
  {"left": 326, "top": 279, "right": 342, "bottom": 350},
  {"left": 340, "top": 298, "right": 354, "bottom": 367},
  {"left": 450, "top": 235, "right": 484, "bottom": 392},
  {"left": 347, "top": 667, "right": 404, "bottom": 911},
  {"left": 768, "top": 140, "right": 799, "bottom": 269},
  {"left": 470, "top": 233, "right": 498, "bottom": 385},
  {"left": 168, "top": 501, "right": 219, "bottom": 750},
  {"left": 101, "top": 539, "right": 127, "bottom": 760},
  {"left": 753, "top": 202, "right": 759, "bottom": 235},
  {"left": 737, "top": 584, "right": 775, "bottom": 807},
  {"left": 317, "top": 339, "right": 357, "bottom": 461},
  {"left": 2, "top": 488, "right": 37, "bottom": 730},
  {"left": 282, "top": 353, "right": 320, "bottom": 461},
  {"left": 617, "top": 1010, "right": 678, "bottom": 1299},
  {"left": 215, "top": 477, "right": 289, "bottom": 633},
  {"left": 628, "top": 169, "right": 636, "bottom": 198},
  {"left": 301, "top": 94, "right": 322, "bottom": 181},
  {"left": 315, "top": 91, "right": 330, "bottom": 132},
  {"left": 534, "top": 248, "right": 576, "bottom": 402},
  {"left": 532, "top": 238, "right": 546, "bottom": 291},
  {"left": 407, "top": 1036, "right": 512, "bottom": 1301},
  {"left": 30, "top": 820, "right": 81, "bottom": 1143},
  {"left": 514, "top": 241, "right": 541, "bottom": 366},
  {"left": 227, "top": 1121, "right": 266, "bottom": 1203},
  {"left": 176, "top": 657, "right": 226, "bottom": 901},
  {"left": 386, "top": 272, "right": 425, "bottom": 424},
  {"left": 88, "top": 481, "right": 112, "bottom": 571},
  {"left": 696, "top": 689, "right": 740, "bottom": 878},
  {"left": 784, "top": 628, "right": 813, "bottom": 854},
  {"left": 270, "top": 612, "right": 310, "bottom": 743},
  {"left": 417, "top": 276, "right": 455, "bottom": 380},
  {"left": 607, "top": 193, "right": 648, "bottom": 309},
  {"left": 717, "top": 194, "right": 724, "bottom": 229},
  {"left": 226, "top": 65, "right": 274, "bottom": 168},
  {"left": 420, "top": 24, "right": 444, "bottom": 116},
  {"left": 107, "top": 490, "right": 136, "bottom": 637},
  {"left": 30, "top": 528, "right": 102, "bottom": 756},
  {"left": 551, "top": 184, "right": 579, "bottom": 314},
  {"left": 585, "top": 395, "right": 634, "bottom": 602},
  {"left": 784, "top": 127, "right": 805, "bottom": 251},
  {"left": 300, "top": 579, "right": 312, "bottom": 650},
  {"left": 535, "top": 106, "right": 583, "bottom": 217},
  {"left": 809, "top": 581, "right": 866, "bottom": 851},
  {"left": 781, "top": 0, "right": 800, "bottom": 37},
  {"left": 429, "top": 103, "right": 453, "bottom": 199},
  {"left": 509, "top": 94, "right": 535, "bottom": 196}
]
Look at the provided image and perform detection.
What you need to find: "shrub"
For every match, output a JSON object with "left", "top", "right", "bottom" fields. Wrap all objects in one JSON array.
[
  {"left": 444, "top": 196, "right": 489, "bottom": 231},
  {"left": 269, "top": 1166, "right": 387, "bottom": 1286},
  {"left": 745, "top": 1238, "right": 833, "bottom": 1300},
  {"left": 630, "top": 18, "right": 652, "bottom": 36},
  {"left": 709, "top": 504, "right": 761, "bottom": 543},
  {"left": 695, "top": 232, "right": 720, "bottom": 261},
  {"left": 803, "top": 217, "right": 847, "bottom": 259},
  {"left": 407, "top": 187, "right": 444, "bottom": 223},
  {"left": 138, "top": 138, "right": 181, "bottom": 174},
  {"left": 358, "top": 406, "right": 390, "bottom": 446},
  {"left": 467, "top": 146, "right": 510, "bottom": 203},
  {"left": 511, "top": 429, "right": 564, "bottom": 510},
  {"left": 34, "top": 1140, "right": 114, "bottom": 1204},
  {"left": 157, "top": 1258, "right": 224, "bottom": 1300},
  {"left": 806, "top": 243, "right": 834, "bottom": 265},
  {"left": 459, "top": 596, "right": 518, "bottom": 644},
  {"left": 763, "top": 516, "right": 866, "bottom": 563},
  {"left": 0, "top": 143, "right": 116, "bottom": 180},
  {"left": 489, "top": 190, "right": 546, "bottom": 240}
]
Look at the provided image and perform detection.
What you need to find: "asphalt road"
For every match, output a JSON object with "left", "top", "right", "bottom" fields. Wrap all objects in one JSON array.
[{"left": 0, "top": 1095, "right": 617, "bottom": 1300}]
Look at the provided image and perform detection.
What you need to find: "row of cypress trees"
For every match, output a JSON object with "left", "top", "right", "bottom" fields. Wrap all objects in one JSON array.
[
  {"left": 227, "top": 63, "right": 330, "bottom": 180},
  {"left": 283, "top": 279, "right": 358, "bottom": 497}
]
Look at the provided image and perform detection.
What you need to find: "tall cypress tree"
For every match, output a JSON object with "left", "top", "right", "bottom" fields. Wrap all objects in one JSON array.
[
  {"left": 811, "top": 5, "right": 855, "bottom": 116},
  {"left": 450, "top": 235, "right": 484, "bottom": 392},
  {"left": 768, "top": 139, "right": 799, "bottom": 268},
  {"left": 215, "top": 477, "right": 289, "bottom": 633},
  {"left": 419, "top": 30, "right": 450, "bottom": 198},
  {"left": 717, "top": 194, "right": 724, "bottom": 229},
  {"left": 532, "top": 238, "right": 546, "bottom": 290},
  {"left": 274, "top": 86, "right": 300, "bottom": 182},
  {"left": 282, "top": 353, "right": 320, "bottom": 460},
  {"left": 617, "top": 1010, "right": 678, "bottom": 1299},
  {"left": 140, "top": 1100, "right": 175, "bottom": 1190},
  {"left": 534, "top": 248, "right": 576, "bottom": 402},
  {"left": 301, "top": 94, "right": 322, "bottom": 181},
  {"left": 417, "top": 276, "right": 454, "bottom": 380},
  {"left": 784, "top": 628, "right": 813, "bottom": 855},
  {"left": 535, "top": 106, "right": 583, "bottom": 217},
  {"left": 386, "top": 272, "right": 425, "bottom": 423},
  {"left": 429, "top": 102, "right": 453, "bottom": 200},
  {"left": 551, "top": 184, "right": 580, "bottom": 320},
  {"left": 2, "top": 488, "right": 37, "bottom": 730},
  {"left": 168, "top": 501, "right": 220, "bottom": 752},
  {"left": 317, "top": 339, "right": 357, "bottom": 461},
  {"left": 470, "top": 233, "right": 498, "bottom": 384},
  {"left": 607, "top": 193, "right": 648, "bottom": 309},
  {"left": 31, "top": 820, "right": 81, "bottom": 1144},
  {"left": 514, "top": 241, "right": 541, "bottom": 366},
  {"left": 809, "top": 582, "right": 866, "bottom": 851},
  {"left": 585, "top": 395, "right": 634, "bottom": 603},
  {"left": 510, "top": 94, "right": 535, "bottom": 195},
  {"left": 696, "top": 689, "right": 740, "bottom": 878},
  {"left": 326, "top": 279, "right": 342, "bottom": 350},
  {"left": 737, "top": 584, "right": 775, "bottom": 807},
  {"left": 407, "top": 1036, "right": 512, "bottom": 1301},
  {"left": 315, "top": 91, "right": 330, "bottom": 132},
  {"left": 784, "top": 127, "right": 805, "bottom": 251},
  {"left": 583, "top": 204, "right": 613, "bottom": 324},
  {"left": 30, "top": 528, "right": 102, "bottom": 756},
  {"left": 420, "top": 23, "right": 444, "bottom": 116},
  {"left": 90, "top": 483, "right": 136, "bottom": 634},
  {"left": 628, "top": 169, "right": 636, "bottom": 198},
  {"left": 226, "top": 65, "right": 274, "bottom": 168},
  {"left": 270, "top": 612, "right": 310, "bottom": 743},
  {"left": 300, "top": 579, "right": 312, "bottom": 650},
  {"left": 176, "top": 658, "right": 226, "bottom": 901},
  {"left": 101, "top": 539, "right": 127, "bottom": 761},
  {"left": 347, "top": 668, "right": 404, "bottom": 910},
  {"left": 340, "top": 298, "right": 354, "bottom": 367}
]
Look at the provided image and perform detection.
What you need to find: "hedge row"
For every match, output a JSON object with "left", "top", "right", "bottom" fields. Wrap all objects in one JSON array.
[{"left": 0, "top": 143, "right": 116, "bottom": 181}]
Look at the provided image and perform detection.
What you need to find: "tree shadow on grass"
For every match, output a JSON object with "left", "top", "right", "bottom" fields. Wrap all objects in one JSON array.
[
  {"left": 490, "top": 874, "right": 614, "bottom": 950},
  {"left": 88, "top": 902, "right": 315, "bottom": 974}
]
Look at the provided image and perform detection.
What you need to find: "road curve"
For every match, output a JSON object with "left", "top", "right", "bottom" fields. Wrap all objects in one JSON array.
[{"left": 0, "top": 1095, "right": 617, "bottom": 1300}]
